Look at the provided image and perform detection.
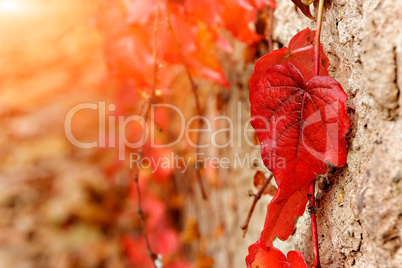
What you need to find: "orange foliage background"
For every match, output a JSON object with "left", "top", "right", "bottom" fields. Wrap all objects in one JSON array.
[{"left": 0, "top": 0, "right": 274, "bottom": 267}]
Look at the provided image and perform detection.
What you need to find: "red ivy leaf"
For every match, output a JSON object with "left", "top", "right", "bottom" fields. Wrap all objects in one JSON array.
[
  {"left": 249, "top": 28, "right": 330, "bottom": 97},
  {"left": 286, "top": 251, "right": 311, "bottom": 268},
  {"left": 184, "top": 0, "right": 223, "bottom": 28},
  {"left": 246, "top": 186, "right": 309, "bottom": 266},
  {"left": 291, "top": 0, "right": 314, "bottom": 20},
  {"left": 260, "top": 186, "right": 309, "bottom": 246},
  {"left": 250, "top": 62, "right": 350, "bottom": 194},
  {"left": 247, "top": 244, "right": 310, "bottom": 268},
  {"left": 221, "top": 0, "right": 262, "bottom": 43}
]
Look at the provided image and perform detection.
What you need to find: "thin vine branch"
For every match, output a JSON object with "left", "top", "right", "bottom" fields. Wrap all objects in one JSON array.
[
  {"left": 165, "top": 0, "right": 208, "bottom": 200},
  {"left": 267, "top": 7, "right": 274, "bottom": 53},
  {"left": 314, "top": 0, "right": 325, "bottom": 77},
  {"left": 132, "top": 1, "right": 162, "bottom": 267},
  {"left": 240, "top": 173, "right": 274, "bottom": 237},
  {"left": 310, "top": 0, "right": 325, "bottom": 267},
  {"left": 308, "top": 179, "right": 320, "bottom": 268}
]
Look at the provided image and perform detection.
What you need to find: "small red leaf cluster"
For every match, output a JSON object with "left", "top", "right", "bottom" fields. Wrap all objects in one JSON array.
[
  {"left": 97, "top": 0, "right": 274, "bottom": 93},
  {"left": 246, "top": 28, "right": 350, "bottom": 267}
]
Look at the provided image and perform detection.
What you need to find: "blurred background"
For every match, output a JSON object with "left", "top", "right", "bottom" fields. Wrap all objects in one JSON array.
[
  {"left": 0, "top": 0, "right": 276, "bottom": 267},
  {"left": 0, "top": 0, "right": 133, "bottom": 267}
]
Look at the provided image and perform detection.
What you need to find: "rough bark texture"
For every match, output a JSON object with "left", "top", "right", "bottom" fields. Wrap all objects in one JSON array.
[{"left": 188, "top": 0, "right": 402, "bottom": 267}]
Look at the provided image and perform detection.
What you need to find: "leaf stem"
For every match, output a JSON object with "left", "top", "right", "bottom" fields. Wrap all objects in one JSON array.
[
  {"left": 131, "top": 1, "right": 162, "bottom": 267},
  {"left": 314, "top": 0, "right": 325, "bottom": 77},
  {"left": 165, "top": 0, "right": 207, "bottom": 200},
  {"left": 309, "top": 179, "right": 320, "bottom": 268},
  {"left": 309, "top": 1, "right": 325, "bottom": 267},
  {"left": 267, "top": 7, "right": 274, "bottom": 53},
  {"left": 240, "top": 174, "right": 274, "bottom": 237}
]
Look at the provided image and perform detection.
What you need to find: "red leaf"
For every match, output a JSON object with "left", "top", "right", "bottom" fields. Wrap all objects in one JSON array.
[
  {"left": 287, "top": 251, "right": 311, "bottom": 268},
  {"left": 184, "top": 0, "right": 223, "bottom": 27},
  {"left": 236, "top": 0, "right": 255, "bottom": 10},
  {"left": 291, "top": 0, "right": 314, "bottom": 20},
  {"left": 161, "top": 3, "right": 230, "bottom": 86},
  {"left": 221, "top": 0, "right": 262, "bottom": 43},
  {"left": 247, "top": 244, "right": 310, "bottom": 268},
  {"left": 250, "top": 62, "right": 350, "bottom": 194},
  {"left": 103, "top": 26, "right": 154, "bottom": 84},
  {"left": 246, "top": 186, "right": 309, "bottom": 267},
  {"left": 260, "top": 186, "right": 309, "bottom": 246},
  {"left": 249, "top": 28, "right": 330, "bottom": 97},
  {"left": 127, "top": 0, "right": 159, "bottom": 25}
]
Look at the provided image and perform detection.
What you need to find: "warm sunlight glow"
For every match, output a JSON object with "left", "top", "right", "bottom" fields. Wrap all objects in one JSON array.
[{"left": 0, "top": 0, "right": 27, "bottom": 13}]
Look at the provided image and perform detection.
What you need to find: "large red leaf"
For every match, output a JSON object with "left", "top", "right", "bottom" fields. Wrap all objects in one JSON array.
[
  {"left": 249, "top": 28, "right": 330, "bottom": 97},
  {"left": 246, "top": 244, "right": 310, "bottom": 268},
  {"left": 250, "top": 62, "right": 350, "bottom": 193}
]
